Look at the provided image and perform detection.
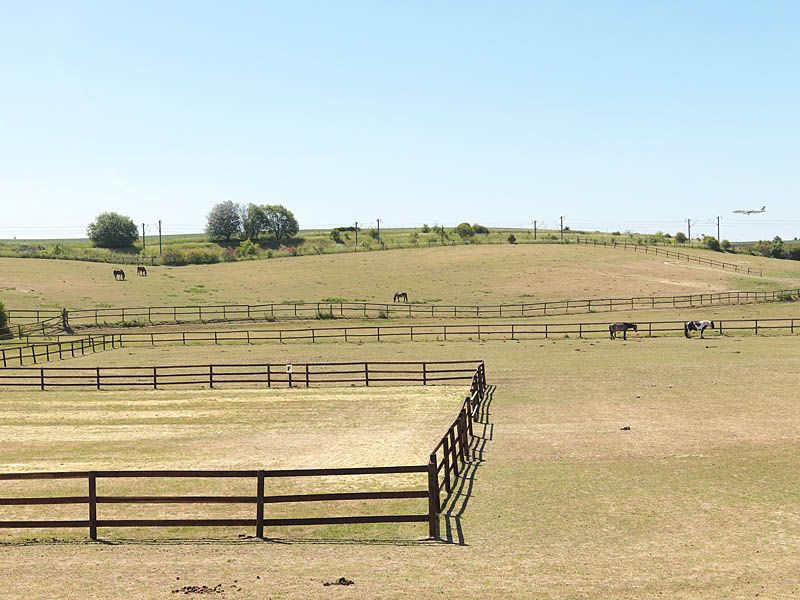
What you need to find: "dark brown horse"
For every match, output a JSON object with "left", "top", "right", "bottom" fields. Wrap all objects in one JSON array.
[
  {"left": 393, "top": 291, "right": 408, "bottom": 302},
  {"left": 113, "top": 269, "right": 126, "bottom": 281},
  {"left": 609, "top": 322, "right": 637, "bottom": 340}
]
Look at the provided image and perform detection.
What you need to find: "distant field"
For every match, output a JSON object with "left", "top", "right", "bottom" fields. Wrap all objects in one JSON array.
[{"left": 2, "top": 243, "right": 794, "bottom": 312}]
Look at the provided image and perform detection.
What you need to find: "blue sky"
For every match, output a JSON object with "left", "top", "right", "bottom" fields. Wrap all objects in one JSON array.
[{"left": 1, "top": 1, "right": 798, "bottom": 241}]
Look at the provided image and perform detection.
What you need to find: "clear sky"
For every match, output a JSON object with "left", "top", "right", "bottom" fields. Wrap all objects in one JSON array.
[{"left": 1, "top": 1, "right": 798, "bottom": 241}]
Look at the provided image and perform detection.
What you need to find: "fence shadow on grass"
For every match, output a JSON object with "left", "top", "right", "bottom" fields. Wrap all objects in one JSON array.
[{"left": 440, "top": 384, "right": 495, "bottom": 546}]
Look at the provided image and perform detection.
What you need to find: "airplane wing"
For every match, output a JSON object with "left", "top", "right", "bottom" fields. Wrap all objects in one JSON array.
[{"left": 732, "top": 210, "right": 747, "bottom": 214}]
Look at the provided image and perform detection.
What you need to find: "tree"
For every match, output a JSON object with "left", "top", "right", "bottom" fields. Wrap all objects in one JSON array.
[
  {"left": 473, "top": 224, "right": 490, "bottom": 234},
  {"left": 262, "top": 205, "right": 299, "bottom": 245},
  {"left": 674, "top": 231, "right": 687, "bottom": 244},
  {"left": 769, "top": 236, "right": 787, "bottom": 259},
  {"left": 205, "top": 201, "right": 242, "bottom": 243},
  {"left": 454, "top": 223, "right": 475, "bottom": 239},
  {"left": 720, "top": 239, "right": 733, "bottom": 252},
  {"left": 0, "top": 301, "right": 8, "bottom": 329},
  {"left": 241, "top": 204, "right": 267, "bottom": 242},
  {"left": 87, "top": 212, "right": 139, "bottom": 249}
]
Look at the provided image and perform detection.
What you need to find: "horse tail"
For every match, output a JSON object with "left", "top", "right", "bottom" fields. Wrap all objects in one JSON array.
[{"left": 684, "top": 323, "right": 690, "bottom": 338}]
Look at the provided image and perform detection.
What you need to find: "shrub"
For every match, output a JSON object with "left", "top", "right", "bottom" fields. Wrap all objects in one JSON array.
[
  {"left": 421, "top": 224, "right": 431, "bottom": 233},
  {"left": 205, "top": 201, "right": 242, "bottom": 243},
  {"left": 161, "top": 247, "right": 220, "bottom": 266},
  {"left": 87, "top": 212, "right": 139, "bottom": 249},
  {"left": 507, "top": 233, "right": 517, "bottom": 244},
  {"left": 237, "top": 239, "right": 258, "bottom": 257},
  {"left": 454, "top": 223, "right": 475, "bottom": 239},
  {"left": 0, "top": 301, "right": 8, "bottom": 329},
  {"left": 703, "top": 236, "right": 721, "bottom": 252},
  {"left": 721, "top": 239, "right": 733, "bottom": 252},
  {"left": 330, "top": 228, "right": 345, "bottom": 244},
  {"left": 611, "top": 231, "right": 621, "bottom": 236},
  {"left": 674, "top": 232, "right": 687, "bottom": 244},
  {"left": 472, "top": 224, "right": 490, "bottom": 234},
  {"left": 377, "top": 310, "right": 389, "bottom": 319},
  {"left": 368, "top": 228, "right": 379, "bottom": 240}
]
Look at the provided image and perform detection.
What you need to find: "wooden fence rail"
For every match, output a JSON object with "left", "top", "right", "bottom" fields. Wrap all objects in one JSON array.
[
  {"left": 574, "top": 238, "right": 763, "bottom": 276},
  {"left": 0, "top": 363, "right": 488, "bottom": 540},
  {"left": 3, "top": 315, "right": 800, "bottom": 370},
  {"left": 8, "top": 286, "right": 794, "bottom": 332},
  {"left": 0, "top": 360, "right": 483, "bottom": 391},
  {"left": 0, "top": 334, "right": 120, "bottom": 368}
]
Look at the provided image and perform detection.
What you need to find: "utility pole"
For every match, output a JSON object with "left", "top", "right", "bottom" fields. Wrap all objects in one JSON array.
[
  {"left": 158, "top": 220, "right": 163, "bottom": 256},
  {"left": 716, "top": 216, "right": 720, "bottom": 242},
  {"left": 376, "top": 218, "right": 381, "bottom": 242},
  {"left": 141, "top": 223, "right": 146, "bottom": 254},
  {"left": 354, "top": 221, "right": 358, "bottom": 250},
  {"left": 533, "top": 220, "right": 537, "bottom": 240},
  {"left": 560, "top": 216, "right": 564, "bottom": 241},
  {"left": 687, "top": 219, "right": 691, "bottom": 243}
]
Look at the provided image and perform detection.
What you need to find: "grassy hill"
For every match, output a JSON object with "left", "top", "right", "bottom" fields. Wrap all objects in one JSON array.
[{"left": 1, "top": 243, "right": 794, "bottom": 311}]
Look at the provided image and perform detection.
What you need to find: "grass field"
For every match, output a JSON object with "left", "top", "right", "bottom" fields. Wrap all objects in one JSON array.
[
  {"left": 2, "top": 243, "right": 798, "bottom": 312},
  {"left": 2, "top": 244, "right": 800, "bottom": 598},
  {"left": 1, "top": 337, "right": 799, "bottom": 597}
]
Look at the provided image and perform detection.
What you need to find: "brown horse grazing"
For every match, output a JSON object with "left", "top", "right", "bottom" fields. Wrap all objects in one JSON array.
[
  {"left": 393, "top": 291, "right": 408, "bottom": 302},
  {"left": 113, "top": 269, "right": 126, "bottom": 281},
  {"left": 137, "top": 266, "right": 147, "bottom": 276},
  {"left": 609, "top": 322, "right": 637, "bottom": 340}
]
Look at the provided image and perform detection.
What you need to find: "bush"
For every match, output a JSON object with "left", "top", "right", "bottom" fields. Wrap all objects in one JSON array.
[
  {"left": 87, "top": 212, "right": 139, "bottom": 249},
  {"left": 703, "top": 236, "right": 721, "bottom": 252},
  {"left": 507, "top": 233, "right": 517, "bottom": 244},
  {"left": 472, "top": 224, "right": 490, "bottom": 234},
  {"left": 161, "top": 247, "right": 220, "bottom": 266},
  {"left": 674, "top": 232, "right": 687, "bottom": 244},
  {"left": 237, "top": 239, "right": 258, "bottom": 257},
  {"left": 454, "top": 223, "right": 475, "bottom": 239},
  {"left": 330, "top": 228, "right": 345, "bottom": 244},
  {"left": 421, "top": 224, "right": 431, "bottom": 233},
  {"left": 721, "top": 239, "right": 733, "bottom": 252},
  {"left": 368, "top": 228, "right": 379, "bottom": 240},
  {"left": 0, "top": 301, "right": 8, "bottom": 329},
  {"left": 205, "top": 201, "right": 242, "bottom": 243},
  {"left": 611, "top": 231, "right": 621, "bottom": 236}
]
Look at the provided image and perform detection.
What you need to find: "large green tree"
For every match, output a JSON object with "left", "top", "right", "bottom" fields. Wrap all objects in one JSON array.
[
  {"left": 241, "top": 203, "right": 267, "bottom": 241},
  {"left": 87, "top": 212, "right": 139, "bottom": 249},
  {"left": 205, "top": 201, "right": 242, "bottom": 243},
  {"left": 263, "top": 205, "right": 299, "bottom": 244}
]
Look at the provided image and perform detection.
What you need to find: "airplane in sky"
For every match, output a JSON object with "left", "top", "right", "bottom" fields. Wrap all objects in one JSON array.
[{"left": 732, "top": 205, "right": 766, "bottom": 215}]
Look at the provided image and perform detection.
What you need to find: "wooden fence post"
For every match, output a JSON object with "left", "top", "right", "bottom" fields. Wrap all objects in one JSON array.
[
  {"left": 422, "top": 363, "right": 427, "bottom": 385},
  {"left": 153, "top": 366, "right": 158, "bottom": 390},
  {"left": 256, "top": 470, "right": 265, "bottom": 539},
  {"left": 427, "top": 456, "right": 440, "bottom": 538},
  {"left": 96, "top": 367, "right": 101, "bottom": 390},
  {"left": 305, "top": 364, "right": 310, "bottom": 388},
  {"left": 364, "top": 363, "right": 370, "bottom": 386},
  {"left": 40, "top": 368, "right": 45, "bottom": 391},
  {"left": 442, "top": 437, "right": 451, "bottom": 493},
  {"left": 209, "top": 365, "right": 214, "bottom": 388},
  {"left": 89, "top": 473, "right": 97, "bottom": 540}
]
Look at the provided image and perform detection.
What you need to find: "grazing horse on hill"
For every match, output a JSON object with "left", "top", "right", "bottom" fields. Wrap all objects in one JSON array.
[
  {"left": 393, "top": 291, "right": 408, "bottom": 302},
  {"left": 685, "top": 320, "right": 715, "bottom": 339},
  {"left": 113, "top": 269, "right": 126, "bottom": 281},
  {"left": 609, "top": 322, "right": 637, "bottom": 340},
  {"left": 137, "top": 266, "right": 147, "bottom": 276}
]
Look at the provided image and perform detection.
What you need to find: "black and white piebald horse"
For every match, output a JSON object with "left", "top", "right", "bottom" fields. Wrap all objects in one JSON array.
[
  {"left": 393, "top": 291, "right": 409, "bottom": 302},
  {"left": 609, "top": 322, "right": 637, "bottom": 340},
  {"left": 684, "top": 320, "right": 715, "bottom": 339}
]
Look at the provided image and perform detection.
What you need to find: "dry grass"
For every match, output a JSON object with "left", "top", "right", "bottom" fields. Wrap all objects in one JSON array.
[
  {"left": 1, "top": 337, "right": 800, "bottom": 597},
  {"left": 3, "top": 243, "right": 796, "bottom": 311}
]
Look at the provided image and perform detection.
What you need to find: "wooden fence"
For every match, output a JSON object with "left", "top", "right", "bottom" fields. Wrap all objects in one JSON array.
[
  {"left": 0, "top": 334, "right": 120, "bottom": 368},
  {"left": 575, "top": 237, "right": 763, "bottom": 276},
  {"left": 8, "top": 286, "right": 795, "bottom": 332},
  {"left": 0, "top": 363, "right": 487, "bottom": 540},
  {"left": 0, "top": 360, "right": 482, "bottom": 391}
]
